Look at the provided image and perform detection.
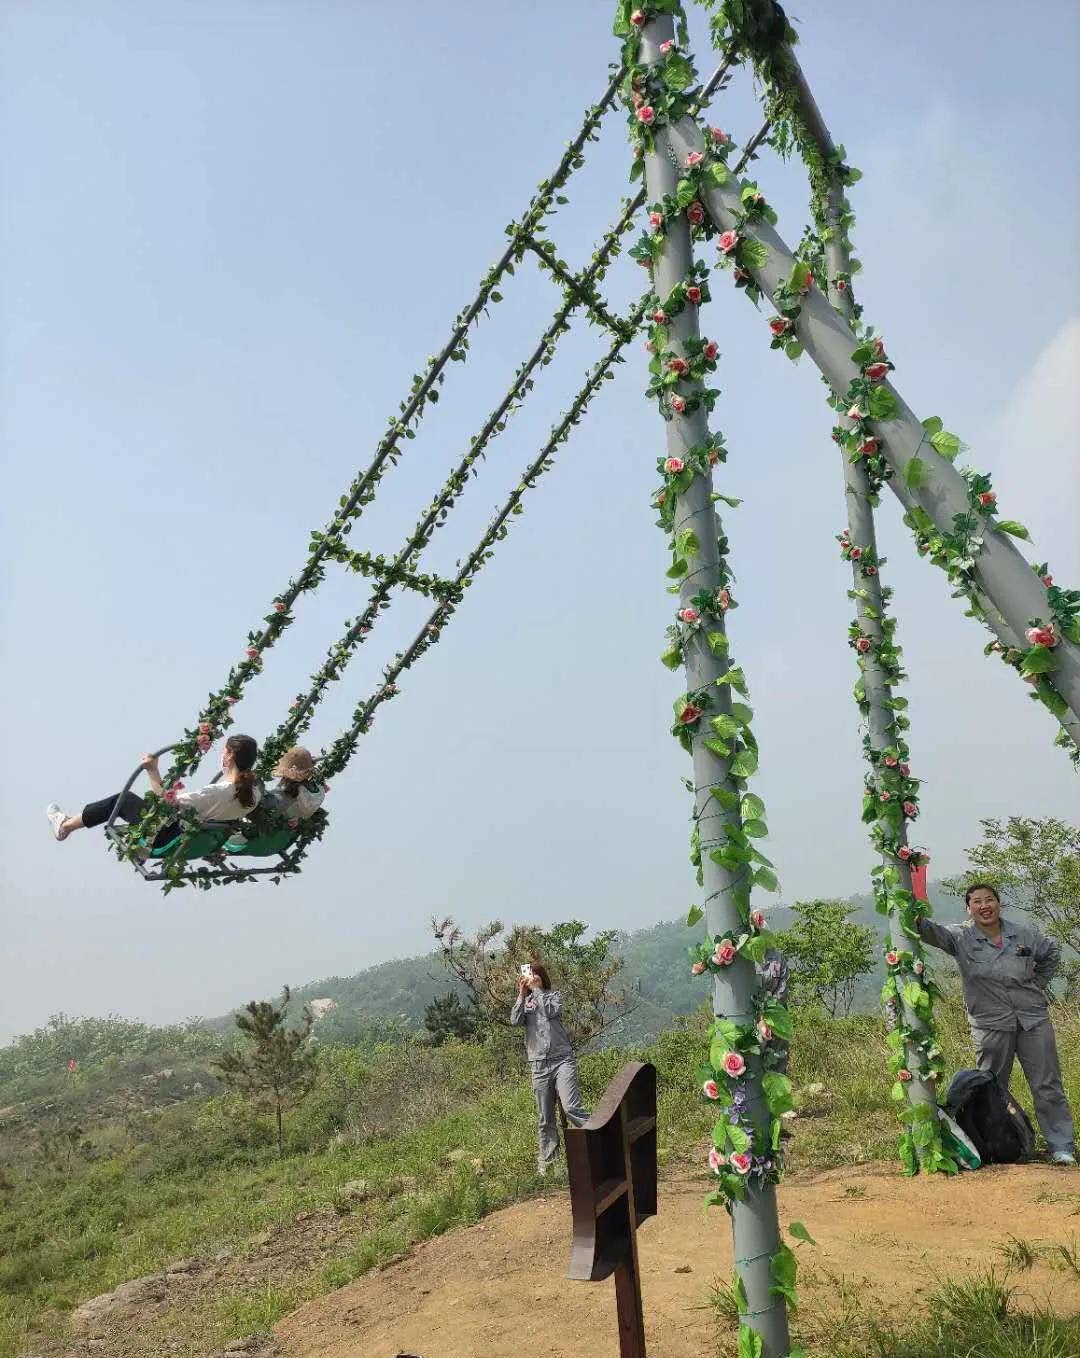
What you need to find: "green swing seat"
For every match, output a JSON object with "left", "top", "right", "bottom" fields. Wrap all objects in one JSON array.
[
  {"left": 146, "top": 824, "right": 233, "bottom": 860},
  {"left": 223, "top": 827, "right": 299, "bottom": 857}
]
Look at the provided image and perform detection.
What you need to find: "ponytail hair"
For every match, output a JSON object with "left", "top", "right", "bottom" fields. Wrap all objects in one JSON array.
[
  {"left": 226, "top": 734, "right": 259, "bottom": 810},
  {"left": 279, "top": 777, "right": 302, "bottom": 800}
]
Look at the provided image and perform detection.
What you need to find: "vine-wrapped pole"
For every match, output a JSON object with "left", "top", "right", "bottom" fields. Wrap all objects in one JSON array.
[
  {"left": 655, "top": 119, "right": 1080, "bottom": 727},
  {"left": 815, "top": 159, "right": 940, "bottom": 1131},
  {"left": 638, "top": 14, "right": 790, "bottom": 1358}
]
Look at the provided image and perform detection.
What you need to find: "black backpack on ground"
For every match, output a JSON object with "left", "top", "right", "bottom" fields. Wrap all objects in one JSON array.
[{"left": 944, "top": 1069, "right": 1036, "bottom": 1164}]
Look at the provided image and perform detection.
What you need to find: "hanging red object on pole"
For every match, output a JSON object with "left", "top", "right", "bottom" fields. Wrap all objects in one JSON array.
[{"left": 910, "top": 862, "right": 928, "bottom": 902}]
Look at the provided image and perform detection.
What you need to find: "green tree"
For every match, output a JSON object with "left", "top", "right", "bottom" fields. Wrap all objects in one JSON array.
[
  {"left": 432, "top": 917, "right": 635, "bottom": 1050},
  {"left": 213, "top": 987, "right": 316, "bottom": 1157},
  {"left": 945, "top": 816, "right": 1080, "bottom": 956},
  {"left": 774, "top": 899, "right": 877, "bottom": 1017},
  {"left": 423, "top": 992, "right": 479, "bottom": 1046}
]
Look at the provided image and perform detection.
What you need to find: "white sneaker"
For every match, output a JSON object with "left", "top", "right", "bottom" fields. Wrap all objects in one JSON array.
[
  {"left": 46, "top": 804, "right": 68, "bottom": 841},
  {"left": 1051, "top": 1150, "right": 1076, "bottom": 1166}
]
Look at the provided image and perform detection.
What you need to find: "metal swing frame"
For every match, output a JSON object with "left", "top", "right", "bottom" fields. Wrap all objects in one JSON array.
[{"left": 104, "top": 745, "right": 303, "bottom": 884}]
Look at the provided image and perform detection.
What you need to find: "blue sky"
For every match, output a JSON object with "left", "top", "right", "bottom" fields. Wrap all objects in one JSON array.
[{"left": 2, "top": 2, "right": 1078, "bottom": 1042}]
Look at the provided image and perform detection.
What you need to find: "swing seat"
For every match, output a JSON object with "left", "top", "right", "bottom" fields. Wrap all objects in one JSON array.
[
  {"left": 223, "top": 827, "right": 299, "bottom": 857},
  {"left": 145, "top": 824, "right": 234, "bottom": 860}
]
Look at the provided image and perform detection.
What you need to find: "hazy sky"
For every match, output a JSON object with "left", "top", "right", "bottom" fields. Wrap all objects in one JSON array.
[{"left": 2, "top": 2, "right": 1078, "bottom": 1044}]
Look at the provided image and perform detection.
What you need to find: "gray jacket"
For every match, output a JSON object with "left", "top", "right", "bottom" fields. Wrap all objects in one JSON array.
[
  {"left": 510, "top": 988, "right": 574, "bottom": 1064},
  {"left": 917, "top": 915, "right": 1059, "bottom": 1032}
]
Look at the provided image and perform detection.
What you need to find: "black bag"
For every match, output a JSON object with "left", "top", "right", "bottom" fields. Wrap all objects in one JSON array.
[{"left": 945, "top": 1069, "right": 1036, "bottom": 1164}]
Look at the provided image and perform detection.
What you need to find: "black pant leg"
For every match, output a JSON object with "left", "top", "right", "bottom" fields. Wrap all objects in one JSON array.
[{"left": 81, "top": 792, "right": 145, "bottom": 828}]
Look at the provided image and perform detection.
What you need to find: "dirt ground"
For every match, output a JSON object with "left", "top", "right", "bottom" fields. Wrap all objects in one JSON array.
[{"left": 276, "top": 1162, "right": 1080, "bottom": 1358}]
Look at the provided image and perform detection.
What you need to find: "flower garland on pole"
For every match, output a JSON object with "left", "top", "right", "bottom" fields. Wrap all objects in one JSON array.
[
  {"left": 687, "top": 0, "right": 1080, "bottom": 766},
  {"left": 617, "top": 5, "right": 809, "bottom": 1356}
]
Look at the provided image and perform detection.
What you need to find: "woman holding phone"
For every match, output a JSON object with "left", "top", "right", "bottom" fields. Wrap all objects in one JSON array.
[{"left": 510, "top": 961, "right": 591, "bottom": 1174}]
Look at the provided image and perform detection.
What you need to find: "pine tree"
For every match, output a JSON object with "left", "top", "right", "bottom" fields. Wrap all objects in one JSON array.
[
  {"left": 214, "top": 986, "right": 315, "bottom": 1157},
  {"left": 423, "top": 991, "right": 479, "bottom": 1045}
]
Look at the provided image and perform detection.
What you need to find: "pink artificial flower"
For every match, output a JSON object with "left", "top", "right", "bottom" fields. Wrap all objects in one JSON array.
[
  {"left": 1025, "top": 625, "right": 1057, "bottom": 648},
  {"left": 730, "top": 1151, "right": 752, "bottom": 1175},
  {"left": 914, "top": 960, "right": 925, "bottom": 976},
  {"left": 679, "top": 703, "right": 702, "bottom": 725},
  {"left": 721, "top": 1051, "right": 746, "bottom": 1078},
  {"left": 710, "top": 127, "right": 730, "bottom": 145},
  {"left": 880, "top": 791, "right": 891, "bottom": 802},
  {"left": 768, "top": 317, "right": 791, "bottom": 336},
  {"left": 686, "top": 151, "right": 704, "bottom": 168},
  {"left": 884, "top": 755, "right": 898, "bottom": 766},
  {"left": 1043, "top": 574, "right": 1053, "bottom": 587},
  {"left": 630, "top": 9, "right": 646, "bottom": 27},
  {"left": 885, "top": 950, "right": 899, "bottom": 965},
  {"left": 897, "top": 846, "right": 912, "bottom": 862},
  {"left": 196, "top": 734, "right": 211, "bottom": 753},
  {"left": 678, "top": 607, "right": 700, "bottom": 624},
  {"left": 685, "top": 285, "right": 702, "bottom": 304},
  {"left": 659, "top": 39, "right": 674, "bottom": 55},
  {"left": 227, "top": 696, "right": 239, "bottom": 705},
  {"left": 656, "top": 490, "right": 667, "bottom": 506},
  {"left": 718, "top": 230, "right": 739, "bottom": 255},
  {"left": 751, "top": 910, "right": 766, "bottom": 929},
  {"left": 733, "top": 267, "right": 750, "bottom": 283},
  {"left": 756, "top": 1019, "right": 773, "bottom": 1042},
  {"left": 707, "top": 447, "right": 720, "bottom": 465},
  {"left": 856, "top": 637, "right": 872, "bottom": 653},
  {"left": 703, "top": 341, "right": 718, "bottom": 361},
  {"left": 644, "top": 340, "right": 655, "bottom": 353},
  {"left": 652, "top": 309, "right": 668, "bottom": 324},
  {"left": 686, "top": 201, "right": 705, "bottom": 226},
  {"left": 163, "top": 788, "right": 179, "bottom": 805},
  {"left": 899, "top": 763, "right": 911, "bottom": 776},
  {"left": 865, "top": 361, "right": 889, "bottom": 381},
  {"left": 691, "top": 960, "right": 706, "bottom": 975},
  {"left": 977, "top": 491, "right": 996, "bottom": 508},
  {"left": 664, "top": 456, "right": 685, "bottom": 473},
  {"left": 246, "top": 648, "right": 259, "bottom": 659},
  {"left": 702, "top": 1079, "right": 721, "bottom": 1100},
  {"left": 636, "top": 105, "right": 655, "bottom": 125},
  {"left": 850, "top": 547, "right": 863, "bottom": 561},
  {"left": 667, "top": 357, "right": 689, "bottom": 375},
  {"left": 865, "top": 565, "right": 878, "bottom": 577},
  {"left": 873, "top": 337, "right": 886, "bottom": 357},
  {"left": 714, "top": 940, "right": 737, "bottom": 966},
  {"left": 638, "top": 257, "right": 653, "bottom": 268},
  {"left": 716, "top": 588, "right": 731, "bottom": 611},
  {"left": 859, "top": 437, "right": 879, "bottom": 455},
  {"left": 287, "top": 818, "right": 299, "bottom": 829},
  {"left": 649, "top": 210, "right": 664, "bottom": 229},
  {"left": 708, "top": 1147, "right": 726, "bottom": 1173},
  {"left": 847, "top": 404, "right": 864, "bottom": 420},
  {"left": 903, "top": 801, "right": 918, "bottom": 817},
  {"left": 198, "top": 722, "right": 211, "bottom": 735},
  {"left": 274, "top": 601, "right": 287, "bottom": 613},
  {"left": 670, "top": 395, "right": 686, "bottom": 414},
  {"left": 837, "top": 279, "right": 848, "bottom": 292},
  {"left": 427, "top": 624, "right": 439, "bottom": 635},
  {"left": 898, "top": 1069, "right": 912, "bottom": 1083}
]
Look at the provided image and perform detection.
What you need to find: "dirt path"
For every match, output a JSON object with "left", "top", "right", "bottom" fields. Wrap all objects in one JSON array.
[{"left": 277, "top": 1162, "right": 1080, "bottom": 1358}]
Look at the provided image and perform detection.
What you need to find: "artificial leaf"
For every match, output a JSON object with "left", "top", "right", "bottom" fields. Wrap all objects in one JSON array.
[
  {"left": 903, "top": 457, "right": 929, "bottom": 490},
  {"left": 743, "top": 818, "right": 768, "bottom": 838},
  {"left": 686, "top": 903, "right": 704, "bottom": 927},
  {"left": 663, "top": 54, "right": 695, "bottom": 91},
  {"left": 730, "top": 749, "right": 758, "bottom": 778},
  {"left": 707, "top": 630, "right": 730, "bottom": 656},
  {"left": 995, "top": 519, "right": 1030, "bottom": 540},
  {"left": 737, "top": 1325, "right": 764, "bottom": 1358},
  {"left": 754, "top": 865, "right": 779, "bottom": 892},
  {"left": 929, "top": 429, "right": 962, "bottom": 460},
  {"left": 867, "top": 386, "right": 898, "bottom": 421},
  {"left": 741, "top": 793, "right": 765, "bottom": 819},
  {"left": 921, "top": 415, "right": 943, "bottom": 435}
]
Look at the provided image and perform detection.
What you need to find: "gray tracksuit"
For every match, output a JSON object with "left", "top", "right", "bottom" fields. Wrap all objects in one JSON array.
[
  {"left": 917, "top": 914, "right": 1074, "bottom": 1155},
  {"left": 510, "top": 988, "right": 590, "bottom": 1165}
]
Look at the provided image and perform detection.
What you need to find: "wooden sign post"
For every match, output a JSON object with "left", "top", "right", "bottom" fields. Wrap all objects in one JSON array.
[{"left": 565, "top": 1062, "right": 657, "bottom": 1358}]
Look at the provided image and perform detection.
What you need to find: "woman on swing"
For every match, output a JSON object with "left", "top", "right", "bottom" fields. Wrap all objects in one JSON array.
[{"left": 46, "top": 734, "right": 262, "bottom": 851}]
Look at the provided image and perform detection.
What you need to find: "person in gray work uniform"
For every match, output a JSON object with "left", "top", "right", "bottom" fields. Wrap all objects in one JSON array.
[
  {"left": 917, "top": 882, "right": 1075, "bottom": 1165},
  {"left": 510, "top": 961, "right": 591, "bottom": 1173}
]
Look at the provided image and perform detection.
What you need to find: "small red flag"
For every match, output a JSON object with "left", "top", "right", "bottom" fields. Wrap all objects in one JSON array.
[
  {"left": 67, "top": 1059, "right": 78, "bottom": 1073},
  {"left": 910, "top": 863, "right": 928, "bottom": 902}
]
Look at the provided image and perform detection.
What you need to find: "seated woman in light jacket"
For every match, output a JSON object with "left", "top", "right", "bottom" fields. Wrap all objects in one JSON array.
[
  {"left": 259, "top": 746, "right": 326, "bottom": 824},
  {"left": 917, "top": 882, "right": 1075, "bottom": 1165},
  {"left": 47, "top": 734, "right": 261, "bottom": 851},
  {"left": 510, "top": 961, "right": 591, "bottom": 1174}
]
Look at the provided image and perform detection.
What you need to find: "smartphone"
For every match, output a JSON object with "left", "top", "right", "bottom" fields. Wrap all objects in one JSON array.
[{"left": 520, "top": 965, "right": 533, "bottom": 977}]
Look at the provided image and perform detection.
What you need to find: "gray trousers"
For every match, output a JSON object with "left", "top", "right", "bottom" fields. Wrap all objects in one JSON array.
[
  {"left": 974, "top": 1020, "right": 1075, "bottom": 1155},
  {"left": 532, "top": 1056, "right": 590, "bottom": 1165}
]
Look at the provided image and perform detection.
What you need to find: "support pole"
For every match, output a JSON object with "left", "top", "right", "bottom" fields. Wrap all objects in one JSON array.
[
  {"left": 821, "top": 179, "right": 938, "bottom": 1125},
  {"left": 657, "top": 117, "right": 1080, "bottom": 725},
  {"left": 640, "top": 15, "right": 790, "bottom": 1358}
]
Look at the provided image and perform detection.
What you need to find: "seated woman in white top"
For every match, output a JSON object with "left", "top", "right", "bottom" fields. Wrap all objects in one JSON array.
[
  {"left": 47, "top": 733, "right": 262, "bottom": 851},
  {"left": 259, "top": 746, "right": 326, "bottom": 825}
]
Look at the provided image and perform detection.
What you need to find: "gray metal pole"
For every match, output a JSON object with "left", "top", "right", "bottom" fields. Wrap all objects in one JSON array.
[
  {"left": 657, "top": 117, "right": 1080, "bottom": 725},
  {"left": 640, "top": 15, "right": 789, "bottom": 1358},
  {"left": 821, "top": 186, "right": 938, "bottom": 1124},
  {"left": 785, "top": 51, "right": 1080, "bottom": 761}
]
